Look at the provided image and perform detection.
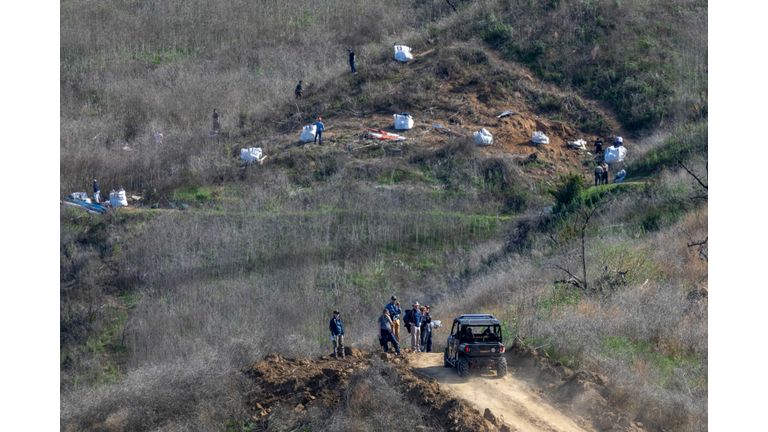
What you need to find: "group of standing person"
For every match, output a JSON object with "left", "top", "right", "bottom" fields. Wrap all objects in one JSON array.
[
  {"left": 329, "top": 295, "right": 436, "bottom": 360},
  {"left": 378, "top": 297, "right": 434, "bottom": 355}
]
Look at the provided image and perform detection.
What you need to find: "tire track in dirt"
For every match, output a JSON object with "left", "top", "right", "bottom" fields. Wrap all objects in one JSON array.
[{"left": 410, "top": 353, "right": 592, "bottom": 432}]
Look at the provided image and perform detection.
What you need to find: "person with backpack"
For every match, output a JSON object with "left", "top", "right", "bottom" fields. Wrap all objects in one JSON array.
[
  {"left": 420, "top": 305, "right": 433, "bottom": 353},
  {"left": 378, "top": 308, "right": 401, "bottom": 355},
  {"left": 385, "top": 296, "right": 402, "bottom": 342},
  {"left": 313, "top": 117, "right": 325, "bottom": 146},
  {"left": 329, "top": 310, "right": 345, "bottom": 359},
  {"left": 347, "top": 48, "right": 357, "bottom": 75},
  {"left": 404, "top": 302, "right": 422, "bottom": 352}
]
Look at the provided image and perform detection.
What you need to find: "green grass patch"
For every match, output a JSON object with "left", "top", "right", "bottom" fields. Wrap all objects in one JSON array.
[
  {"left": 171, "top": 185, "right": 215, "bottom": 202},
  {"left": 626, "top": 122, "right": 707, "bottom": 179}
]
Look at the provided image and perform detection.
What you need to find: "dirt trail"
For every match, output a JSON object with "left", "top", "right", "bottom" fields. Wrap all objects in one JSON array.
[{"left": 410, "top": 353, "right": 593, "bottom": 432}]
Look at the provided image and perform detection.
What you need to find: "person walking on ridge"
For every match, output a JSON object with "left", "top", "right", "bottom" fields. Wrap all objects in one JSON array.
[
  {"left": 212, "top": 109, "right": 220, "bottom": 132},
  {"left": 405, "top": 302, "right": 422, "bottom": 352},
  {"left": 385, "top": 296, "right": 402, "bottom": 342},
  {"left": 347, "top": 48, "right": 357, "bottom": 74},
  {"left": 378, "top": 309, "right": 402, "bottom": 355},
  {"left": 329, "top": 310, "right": 345, "bottom": 359},
  {"left": 93, "top": 180, "right": 101, "bottom": 204},
  {"left": 295, "top": 80, "right": 303, "bottom": 99},
  {"left": 313, "top": 117, "right": 325, "bottom": 146}
]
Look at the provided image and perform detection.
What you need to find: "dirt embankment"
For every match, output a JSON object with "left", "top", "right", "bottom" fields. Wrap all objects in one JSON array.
[
  {"left": 503, "top": 339, "right": 648, "bottom": 432},
  {"left": 242, "top": 347, "right": 503, "bottom": 431},
  {"left": 242, "top": 342, "right": 646, "bottom": 432}
]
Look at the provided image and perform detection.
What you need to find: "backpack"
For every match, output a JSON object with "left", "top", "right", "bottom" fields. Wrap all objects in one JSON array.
[{"left": 403, "top": 309, "right": 413, "bottom": 333}]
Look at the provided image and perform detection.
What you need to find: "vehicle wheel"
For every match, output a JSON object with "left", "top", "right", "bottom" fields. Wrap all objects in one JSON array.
[
  {"left": 497, "top": 357, "right": 508, "bottom": 378},
  {"left": 444, "top": 348, "right": 451, "bottom": 367},
  {"left": 458, "top": 357, "right": 470, "bottom": 378}
]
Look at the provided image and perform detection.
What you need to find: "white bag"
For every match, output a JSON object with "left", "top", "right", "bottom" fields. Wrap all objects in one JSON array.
[
  {"left": 240, "top": 147, "right": 263, "bottom": 163},
  {"left": 110, "top": 189, "right": 128, "bottom": 208},
  {"left": 604, "top": 146, "right": 627, "bottom": 164},
  {"left": 300, "top": 124, "right": 317, "bottom": 143},
  {"left": 473, "top": 128, "right": 493, "bottom": 146},
  {"left": 532, "top": 131, "right": 549, "bottom": 145},
  {"left": 394, "top": 114, "right": 414, "bottom": 130},
  {"left": 394, "top": 45, "right": 413, "bottom": 62}
]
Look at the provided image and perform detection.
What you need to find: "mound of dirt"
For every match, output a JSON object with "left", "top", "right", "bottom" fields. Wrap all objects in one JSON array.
[
  {"left": 241, "top": 348, "right": 368, "bottom": 416},
  {"left": 242, "top": 350, "right": 504, "bottom": 431},
  {"left": 506, "top": 339, "right": 647, "bottom": 432}
]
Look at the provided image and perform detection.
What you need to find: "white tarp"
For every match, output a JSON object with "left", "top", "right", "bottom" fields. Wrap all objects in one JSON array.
[
  {"left": 240, "top": 147, "right": 263, "bottom": 163},
  {"left": 394, "top": 45, "right": 413, "bottom": 62},
  {"left": 69, "top": 192, "right": 91, "bottom": 203},
  {"left": 567, "top": 139, "right": 587, "bottom": 150},
  {"left": 300, "top": 124, "right": 317, "bottom": 143},
  {"left": 110, "top": 189, "right": 128, "bottom": 207},
  {"left": 604, "top": 146, "right": 627, "bottom": 164},
  {"left": 473, "top": 128, "right": 493, "bottom": 146},
  {"left": 532, "top": 131, "right": 549, "bottom": 145},
  {"left": 394, "top": 114, "right": 414, "bottom": 130}
]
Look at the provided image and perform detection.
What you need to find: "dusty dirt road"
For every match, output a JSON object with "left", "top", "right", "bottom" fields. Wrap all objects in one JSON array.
[{"left": 410, "top": 353, "right": 594, "bottom": 432}]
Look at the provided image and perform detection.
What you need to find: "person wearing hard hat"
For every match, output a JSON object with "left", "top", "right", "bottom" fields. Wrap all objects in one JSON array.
[
  {"left": 329, "top": 310, "right": 345, "bottom": 359},
  {"left": 313, "top": 117, "right": 325, "bottom": 146}
]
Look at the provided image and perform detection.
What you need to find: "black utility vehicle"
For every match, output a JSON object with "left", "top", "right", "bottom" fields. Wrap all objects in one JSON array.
[{"left": 444, "top": 314, "right": 507, "bottom": 378}]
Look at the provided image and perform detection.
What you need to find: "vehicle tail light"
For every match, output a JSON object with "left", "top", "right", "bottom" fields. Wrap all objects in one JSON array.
[
  {"left": 500, "top": 346, "right": 505, "bottom": 353},
  {"left": 465, "top": 347, "right": 470, "bottom": 353}
]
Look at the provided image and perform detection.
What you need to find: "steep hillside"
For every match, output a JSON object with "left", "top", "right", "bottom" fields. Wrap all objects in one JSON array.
[{"left": 60, "top": 1, "right": 707, "bottom": 431}]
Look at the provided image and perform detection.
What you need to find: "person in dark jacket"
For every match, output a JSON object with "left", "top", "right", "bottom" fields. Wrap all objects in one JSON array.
[
  {"left": 212, "top": 109, "right": 220, "bottom": 132},
  {"left": 385, "top": 296, "right": 402, "bottom": 342},
  {"left": 93, "top": 180, "right": 101, "bottom": 203},
  {"left": 378, "top": 309, "right": 401, "bottom": 354},
  {"left": 313, "top": 118, "right": 325, "bottom": 146},
  {"left": 420, "top": 305, "right": 433, "bottom": 353},
  {"left": 295, "top": 80, "right": 303, "bottom": 99},
  {"left": 347, "top": 48, "right": 356, "bottom": 74},
  {"left": 600, "top": 161, "right": 609, "bottom": 184},
  {"left": 329, "top": 310, "right": 345, "bottom": 359},
  {"left": 594, "top": 138, "right": 603, "bottom": 154}
]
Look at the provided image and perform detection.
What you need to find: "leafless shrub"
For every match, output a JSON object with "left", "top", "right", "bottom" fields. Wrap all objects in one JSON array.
[{"left": 61, "top": 351, "right": 256, "bottom": 431}]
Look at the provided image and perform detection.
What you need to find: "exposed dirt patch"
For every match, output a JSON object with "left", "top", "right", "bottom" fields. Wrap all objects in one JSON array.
[
  {"left": 242, "top": 348, "right": 503, "bottom": 431},
  {"left": 506, "top": 339, "right": 648, "bottom": 432},
  {"left": 242, "top": 343, "right": 645, "bottom": 432}
]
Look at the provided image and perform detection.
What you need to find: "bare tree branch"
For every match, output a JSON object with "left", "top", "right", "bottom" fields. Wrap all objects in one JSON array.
[
  {"left": 446, "top": 0, "right": 458, "bottom": 12},
  {"left": 678, "top": 160, "right": 708, "bottom": 190}
]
